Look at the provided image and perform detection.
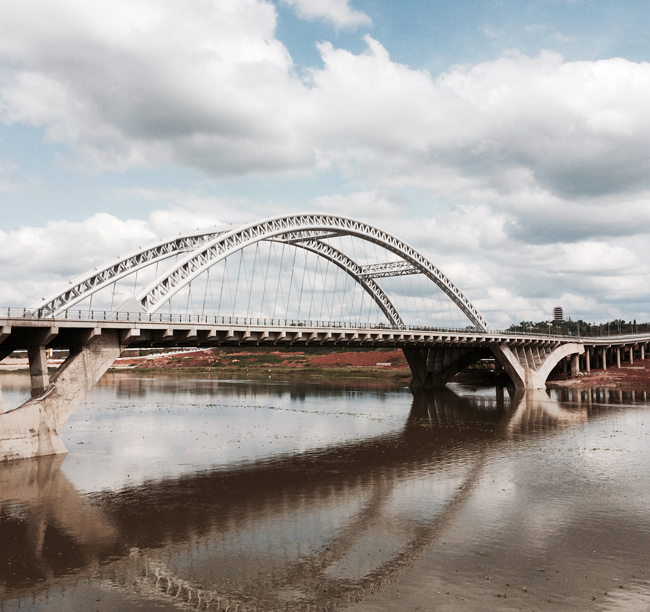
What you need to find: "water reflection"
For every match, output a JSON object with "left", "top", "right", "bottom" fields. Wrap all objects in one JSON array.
[{"left": 1, "top": 380, "right": 650, "bottom": 611}]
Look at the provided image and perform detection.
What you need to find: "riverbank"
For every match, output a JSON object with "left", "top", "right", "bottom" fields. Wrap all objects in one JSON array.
[
  {"left": 546, "top": 360, "right": 650, "bottom": 390},
  {"left": 0, "top": 348, "right": 415, "bottom": 382},
  {"left": 110, "top": 348, "right": 414, "bottom": 381},
  {"left": 3, "top": 347, "right": 650, "bottom": 388}
]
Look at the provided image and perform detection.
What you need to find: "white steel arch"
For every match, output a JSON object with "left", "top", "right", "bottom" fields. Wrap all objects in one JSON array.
[
  {"left": 31, "top": 213, "right": 488, "bottom": 331},
  {"left": 31, "top": 229, "right": 405, "bottom": 326},
  {"left": 30, "top": 227, "right": 228, "bottom": 317},
  {"left": 280, "top": 238, "right": 404, "bottom": 327},
  {"left": 136, "top": 213, "right": 488, "bottom": 330}
]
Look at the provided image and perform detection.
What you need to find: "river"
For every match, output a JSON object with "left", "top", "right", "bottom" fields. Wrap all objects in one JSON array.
[{"left": 1, "top": 373, "right": 649, "bottom": 611}]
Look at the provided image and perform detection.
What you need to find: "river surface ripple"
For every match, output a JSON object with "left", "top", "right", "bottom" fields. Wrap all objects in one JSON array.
[{"left": 1, "top": 373, "right": 650, "bottom": 611}]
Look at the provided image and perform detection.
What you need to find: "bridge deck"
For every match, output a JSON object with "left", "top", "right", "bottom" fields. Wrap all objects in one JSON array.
[{"left": 1, "top": 311, "right": 649, "bottom": 351}]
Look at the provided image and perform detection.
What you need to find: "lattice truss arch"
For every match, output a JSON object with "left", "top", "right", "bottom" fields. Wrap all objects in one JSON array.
[{"left": 31, "top": 213, "right": 488, "bottom": 331}]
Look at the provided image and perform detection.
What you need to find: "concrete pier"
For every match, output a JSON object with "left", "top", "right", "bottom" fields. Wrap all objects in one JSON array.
[
  {"left": 571, "top": 353, "right": 580, "bottom": 376},
  {"left": 28, "top": 345, "right": 49, "bottom": 397},
  {"left": 0, "top": 330, "right": 123, "bottom": 462},
  {"left": 404, "top": 346, "right": 491, "bottom": 389},
  {"left": 490, "top": 342, "right": 584, "bottom": 391}
]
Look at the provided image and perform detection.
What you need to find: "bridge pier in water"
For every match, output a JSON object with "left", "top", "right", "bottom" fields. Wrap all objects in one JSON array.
[
  {"left": 0, "top": 330, "right": 124, "bottom": 462},
  {"left": 403, "top": 347, "right": 492, "bottom": 389},
  {"left": 405, "top": 341, "right": 586, "bottom": 391}
]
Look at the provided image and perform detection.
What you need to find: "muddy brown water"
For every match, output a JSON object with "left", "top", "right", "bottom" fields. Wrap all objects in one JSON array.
[{"left": 1, "top": 373, "right": 650, "bottom": 611}]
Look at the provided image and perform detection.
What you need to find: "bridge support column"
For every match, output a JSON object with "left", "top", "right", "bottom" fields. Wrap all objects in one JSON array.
[
  {"left": 0, "top": 330, "right": 123, "bottom": 462},
  {"left": 403, "top": 347, "right": 490, "bottom": 389},
  {"left": 630, "top": 345, "right": 635, "bottom": 364},
  {"left": 602, "top": 348, "right": 607, "bottom": 371},
  {"left": 585, "top": 349, "right": 590, "bottom": 372},
  {"left": 616, "top": 347, "right": 621, "bottom": 368},
  {"left": 642, "top": 344, "right": 645, "bottom": 360},
  {"left": 28, "top": 345, "right": 49, "bottom": 397},
  {"left": 490, "top": 342, "right": 584, "bottom": 391},
  {"left": 571, "top": 354, "right": 580, "bottom": 377},
  {"left": 403, "top": 348, "right": 428, "bottom": 388}
]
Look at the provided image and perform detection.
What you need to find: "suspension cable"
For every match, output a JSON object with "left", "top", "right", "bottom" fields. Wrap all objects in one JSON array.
[
  {"left": 186, "top": 281, "right": 192, "bottom": 316},
  {"left": 272, "top": 241, "right": 285, "bottom": 320},
  {"left": 285, "top": 246, "right": 298, "bottom": 320},
  {"left": 296, "top": 249, "right": 309, "bottom": 321},
  {"left": 246, "top": 243, "right": 260, "bottom": 319},
  {"left": 306, "top": 251, "right": 319, "bottom": 320},
  {"left": 201, "top": 268, "right": 210, "bottom": 317},
  {"left": 319, "top": 257, "right": 331, "bottom": 320},
  {"left": 330, "top": 258, "right": 340, "bottom": 321},
  {"left": 232, "top": 249, "right": 244, "bottom": 315},
  {"left": 218, "top": 257, "right": 230, "bottom": 317},
  {"left": 259, "top": 241, "right": 272, "bottom": 318}
]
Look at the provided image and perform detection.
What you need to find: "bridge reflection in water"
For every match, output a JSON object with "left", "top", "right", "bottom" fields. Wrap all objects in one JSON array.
[{"left": 0, "top": 382, "right": 648, "bottom": 611}]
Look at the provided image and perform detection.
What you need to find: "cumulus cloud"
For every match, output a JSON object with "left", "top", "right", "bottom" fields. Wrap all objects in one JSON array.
[
  {"left": 3, "top": 0, "right": 650, "bottom": 324},
  {"left": 0, "top": 0, "right": 311, "bottom": 174},
  {"left": 281, "top": 0, "right": 371, "bottom": 28},
  {"left": 2, "top": 1, "right": 650, "bottom": 205},
  {"left": 0, "top": 208, "right": 225, "bottom": 306}
]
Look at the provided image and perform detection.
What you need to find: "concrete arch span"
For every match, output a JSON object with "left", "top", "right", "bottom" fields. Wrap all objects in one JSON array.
[
  {"left": 403, "top": 341, "right": 585, "bottom": 391},
  {"left": 30, "top": 213, "right": 488, "bottom": 331},
  {"left": 491, "top": 341, "right": 585, "bottom": 391}
]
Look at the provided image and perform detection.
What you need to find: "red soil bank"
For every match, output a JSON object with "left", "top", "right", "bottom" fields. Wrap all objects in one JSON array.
[
  {"left": 548, "top": 359, "right": 650, "bottom": 390},
  {"left": 113, "top": 349, "right": 409, "bottom": 370}
]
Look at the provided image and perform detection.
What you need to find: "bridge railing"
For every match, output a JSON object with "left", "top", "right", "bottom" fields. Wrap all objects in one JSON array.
[
  {"left": 1, "top": 306, "right": 649, "bottom": 341},
  {"left": 2, "top": 306, "right": 484, "bottom": 334}
]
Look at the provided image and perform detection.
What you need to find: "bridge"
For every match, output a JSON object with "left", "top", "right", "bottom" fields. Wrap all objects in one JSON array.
[{"left": 1, "top": 212, "right": 648, "bottom": 462}]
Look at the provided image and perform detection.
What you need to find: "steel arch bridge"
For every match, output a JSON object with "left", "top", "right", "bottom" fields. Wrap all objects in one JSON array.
[
  {"left": 10, "top": 212, "right": 650, "bottom": 463},
  {"left": 29, "top": 213, "right": 489, "bottom": 332}
]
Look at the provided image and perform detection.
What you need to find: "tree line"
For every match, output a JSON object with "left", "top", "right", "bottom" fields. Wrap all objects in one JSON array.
[{"left": 506, "top": 319, "right": 649, "bottom": 337}]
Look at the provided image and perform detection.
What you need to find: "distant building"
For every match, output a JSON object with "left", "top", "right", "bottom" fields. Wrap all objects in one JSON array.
[{"left": 554, "top": 307, "right": 563, "bottom": 322}]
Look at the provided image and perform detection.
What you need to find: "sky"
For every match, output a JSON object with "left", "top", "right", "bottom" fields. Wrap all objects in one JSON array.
[{"left": 2, "top": 0, "right": 650, "bottom": 328}]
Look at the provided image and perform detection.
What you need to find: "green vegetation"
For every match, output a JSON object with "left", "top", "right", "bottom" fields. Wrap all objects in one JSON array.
[{"left": 507, "top": 319, "right": 649, "bottom": 337}]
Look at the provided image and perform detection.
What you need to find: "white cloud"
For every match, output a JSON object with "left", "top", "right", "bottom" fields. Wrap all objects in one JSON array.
[
  {"left": 2, "top": 1, "right": 650, "bottom": 324},
  {"left": 281, "top": 0, "right": 371, "bottom": 28},
  {"left": 0, "top": 0, "right": 309, "bottom": 174},
  {"left": 0, "top": 208, "right": 226, "bottom": 306},
  {"left": 2, "top": 3, "right": 650, "bottom": 210},
  {"left": 310, "top": 190, "right": 406, "bottom": 219}
]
